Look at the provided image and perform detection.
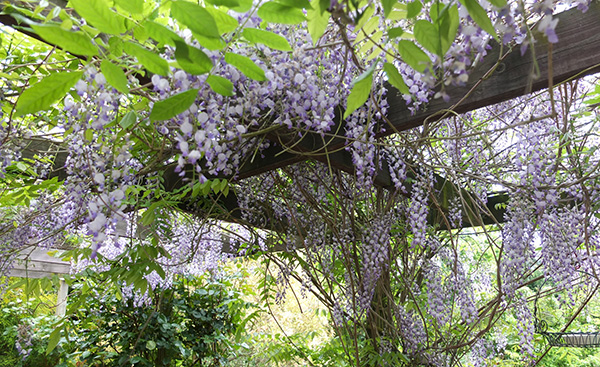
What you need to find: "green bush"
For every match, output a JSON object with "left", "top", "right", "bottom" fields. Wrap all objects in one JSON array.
[
  {"left": 67, "top": 274, "right": 255, "bottom": 367},
  {"left": 0, "top": 305, "right": 21, "bottom": 367},
  {"left": 0, "top": 299, "right": 67, "bottom": 367}
]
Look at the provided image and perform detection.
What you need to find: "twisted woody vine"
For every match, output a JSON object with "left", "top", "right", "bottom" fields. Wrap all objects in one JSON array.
[{"left": 1, "top": 0, "right": 599, "bottom": 365}]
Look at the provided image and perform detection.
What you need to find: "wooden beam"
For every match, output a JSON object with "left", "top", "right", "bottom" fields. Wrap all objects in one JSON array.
[
  {"left": 11, "top": 2, "right": 597, "bottom": 230},
  {"left": 381, "top": 1, "right": 600, "bottom": 137},
  {"left": 8, "top": 247, "right": 70, "bottom": 278},
  {"left": 8, "top": 3, "right": 600, "bottom": 183}
]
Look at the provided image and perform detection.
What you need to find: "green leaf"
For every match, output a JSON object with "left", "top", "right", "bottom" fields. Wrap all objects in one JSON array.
[
  {"left": 356, "top": 16, "right": 380, "bottom": 43},
  {"left": 356, "top": 5, "right": 375, "bottom": 30},
  {"left": 146, "top": 340, "right": 157, "bottom": 351},
  {"left": 242, "top": 28, "right": 292, "bottom": 51},
  {"left": 225, "top": 53, "right": 266, "bottom": 81},
  {"left": 257, "top": 2, "right": 306, "bottom": 24},
  {"left": 171, "top": 1, "right": 221, "bottom": 39},
  {"left": 31, "top": 24, "right": 98, "bottom": 56},
  {"left": 437, "top": 4, "right": 459, "bottom": 54},
  {"left": 428, "top": 2, "right": 444, "bottom": 22},
  {"left": 207, "top": 75, "right": 234, "bottom": 96},
  {"left": 131, "top": 356, "right": 142, "bottom": 364},
  {"left": 153, "top": 263, "right": 166, "bottom": 279},
  {"left": 70, "top": 0, "right": 126, "bottom": 35},
  {"left": 201, "top": 181, "right": 212, "bottom": 195},
  {"left": 383, "top": 62, "right": 409, "bottom": 95},
  {"left": 406, "top": 0, "right": 422, "bottom": 18},
  {"left": 114, "top": 0, "right": 144, "bottom": 14},
  {"left": 488, "top": 0, "right": 507, "bottom": 7},
  {"left": 211, "top": 179, "right": 221, "bottom": 191},
  {"left": 123, "top": 42, "right": 169, "bottom": 76},
  {"left": 141, "top": 202, "right": 159, "bottom": 226},
  {"left": 100, "top": 60, "right": 129, "bottom": 94},
  {"left": 192, "top": 33, "right": 227, "bottom": 50},
  {"left": 15, "top": 71, "right": 83, "bottom": 117},
  {"left": 220, "top": 179, "right": 228, "bottom": 191},
  {"left": 412, "top": 4, "right": 458, "bottom": 57},
  {"left": 192, "top": 180, "right": 203, "bottom": 198},
  {"left": 133, "top": 25, "right": 149, "bottom": 43},
  {"left": 231, "top": 0, "right": 253, "bottom": 12},
  {"left": 119, "top": 111, "right": 137, "bottom": 129},
  {"left": 276, "top": 0, "right": 311, "bottom": 8},
  {"left": 205, "top": 7, "right": 238, "bottom": 34},
  {"left": 459, "top": 0, "right": 498, "bottom": 40},
  {"left": 143, "top": 20, "right": 184, "bottom": 46},
  {"left": 343, "top": 64, "right": 375, "bottom": 119},
  {"left": 387, "top": 9, "right": 407, "bottom": 21},
  {"left": 46, "top": 327, "right": 61, "bottom": 355},
  {"left": 414, "top": 20, "right": 441, "bottom": 56},
  {"left": 317, "top": 0, "right": 329, "bottom": 14},
  {"left": 85, "top": 129, "right": 94, "bottom": 141},
  {"left": 150, "top": 88, "right": 199, "bottom": 122},
  {"left": 174, "top": 40, "right": 213, "bottom": 75},
  {"left": 388, "top": 27, "right": 403, "bottom": 39},
  {"left": 133, "top": 98, "right": 150, "bottom": 112},
  {"left": 205, "top": 0, "right": 240, "bottom": 8},
  {"left": 108, "top": 36, "right": 124, "bottom": 56},
  {"left": 381, "top": 0, "right": 396, "bottom": 18},
  {"left": 359, "top": 30, "right": 383, "bottom": 58},
  {"left": 307, "top": 0, "right": 329, "bottom": 45},
  {"left": 397, "top": 40, "right": 430, "bottom": 73},
  {"left": 15, "top": 162, "right": 28, "bottom": 172}
]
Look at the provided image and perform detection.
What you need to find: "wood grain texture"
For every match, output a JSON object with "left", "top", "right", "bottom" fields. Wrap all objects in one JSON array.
[
  {"left": 382, "top": 2, "right": 600, "bottom": 136},
  {"left": 7, "top": 3, "right": 599, "bottom": 230}
]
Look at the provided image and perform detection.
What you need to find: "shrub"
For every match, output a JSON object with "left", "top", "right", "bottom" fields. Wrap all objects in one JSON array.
[
  {"left": 68, "top": 274, "right": 254, "bottom": 366},
  {"left": 0, "top": 303, "right": 21, "bottom": 367}
]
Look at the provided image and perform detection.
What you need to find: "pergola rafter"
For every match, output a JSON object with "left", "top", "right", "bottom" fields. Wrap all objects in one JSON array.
[
  {"left": 227, "top": 2, "right": 600, "bottom": 178},
  {"left": 5, "top": 1, "right": 600, "bottom": 231}
]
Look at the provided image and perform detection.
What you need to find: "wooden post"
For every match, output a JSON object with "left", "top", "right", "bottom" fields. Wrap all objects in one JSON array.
[{"left": 56, "top": 278, "right": 68, "bottom": 316}]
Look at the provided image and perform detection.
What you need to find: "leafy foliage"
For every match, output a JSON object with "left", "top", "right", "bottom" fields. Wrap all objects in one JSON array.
[{"left": 68, "top": 275, "right": 250, "bottom": 366}]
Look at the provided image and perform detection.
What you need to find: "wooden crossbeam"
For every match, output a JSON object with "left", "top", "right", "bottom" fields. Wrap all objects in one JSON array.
[
  {"left": 250, "top": 2, "right": 600, "bottom": 178},
  {"left": 9, "top": 2, "right": 600, "bottom": 230},
  {"left": 8, "top": 247, "right": 70, "bottom": 279},
  {"left": 7, "top": 247, "right": 71, "bottom": 316},
  {"left": 383, "top": 2, "right": 600, "bottom": 135},
  {"left": 8, "top": 3, "right": 600, "bottom": 183}
]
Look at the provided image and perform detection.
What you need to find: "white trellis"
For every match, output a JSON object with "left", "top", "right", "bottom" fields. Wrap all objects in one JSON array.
[{"left": 8, "top": 247, "right": 70, "bottom": 316}]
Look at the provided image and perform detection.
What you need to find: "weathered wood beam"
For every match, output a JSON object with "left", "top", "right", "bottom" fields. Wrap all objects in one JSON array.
[
  {"left": 8, "top": 246, "right": 70, "bottom": 279},
  {"left": 11, "top": 2, "right": 597, "bottom": 230},
  {"left": 381, "top": 1, "right": 600, "bottom": 136},
  {"left": 21, "top": 137, "right": 506, "bottom": 232},
  {"left": 270, "top": 2, "right": 600, "bottom": 177},
  {"left": 8, "top": 3, "right": 599, "bottom": 184}
]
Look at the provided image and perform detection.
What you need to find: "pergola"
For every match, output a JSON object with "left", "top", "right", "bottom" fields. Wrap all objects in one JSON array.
[
  {"left": 2, "top": 0, "right": 600, "bottom": 359},
  {"left": 4, "top": 1, "right": 600, "bottom": 230}
]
